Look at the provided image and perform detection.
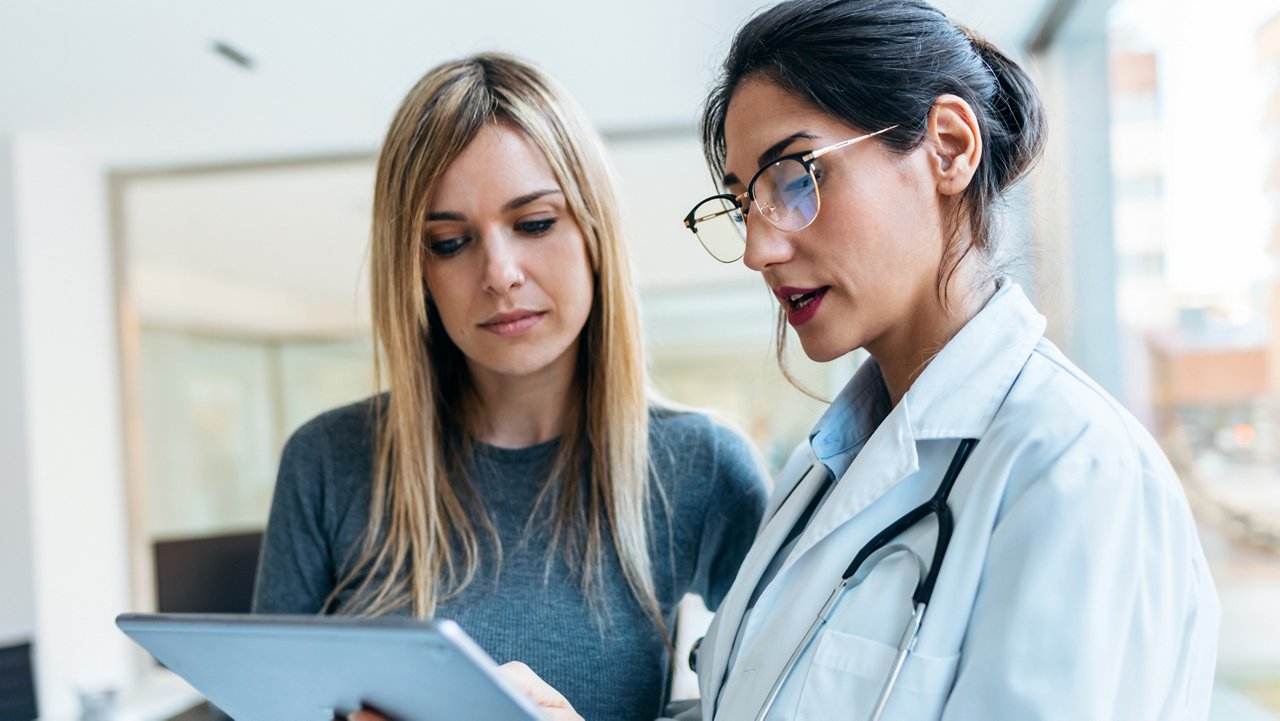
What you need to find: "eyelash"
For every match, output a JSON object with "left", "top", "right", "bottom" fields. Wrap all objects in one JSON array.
[
  {"left": 428, "top": 237, "right": 466, "bottom": 257},
  {"left": 427, "top": 217, "right": 559, "bottom": 258},
  {"left": 518, "top": 218, "right": 557, "bottom": 236}
]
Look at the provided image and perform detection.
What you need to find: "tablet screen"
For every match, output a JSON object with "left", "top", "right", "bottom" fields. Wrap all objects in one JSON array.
[{"left": 117, "top": 613, "right": 545, "bottom": 721}]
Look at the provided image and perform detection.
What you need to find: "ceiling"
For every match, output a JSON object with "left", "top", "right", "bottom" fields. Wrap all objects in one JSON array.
[
  {"left": 0, "top": 0, "right": 1057, "bottom": 167},
  {"left": 9, "top": 0, "right": 1061, "bottom": 338}
]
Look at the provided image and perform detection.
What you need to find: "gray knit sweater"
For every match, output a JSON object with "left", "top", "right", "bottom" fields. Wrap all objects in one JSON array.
[{"left": 253, "top": 398, "right": 768, "bottom": 721}]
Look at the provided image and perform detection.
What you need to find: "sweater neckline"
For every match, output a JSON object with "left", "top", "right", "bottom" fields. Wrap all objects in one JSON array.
[{"left": 472, "top": 436, "right": 561, "bottom": 464}]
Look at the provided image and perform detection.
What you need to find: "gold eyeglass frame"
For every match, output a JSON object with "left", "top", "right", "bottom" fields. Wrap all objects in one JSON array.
[{"left": 682, "top": 125, "right": 899, "bottom": 262}]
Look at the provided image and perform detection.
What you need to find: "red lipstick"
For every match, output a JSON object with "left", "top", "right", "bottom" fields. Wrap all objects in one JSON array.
[{"left": 774, "top": 286, "right": 829, "bottom": 327}]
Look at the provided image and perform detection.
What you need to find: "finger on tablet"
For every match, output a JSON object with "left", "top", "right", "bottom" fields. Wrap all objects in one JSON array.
[{"left": 498, "top": 662, "right": 584, "bottom": 721}]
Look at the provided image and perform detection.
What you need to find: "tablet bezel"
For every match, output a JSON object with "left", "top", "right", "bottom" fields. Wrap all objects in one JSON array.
[{"left": 116, "top": 612, "right": 546, "bottom": 721}]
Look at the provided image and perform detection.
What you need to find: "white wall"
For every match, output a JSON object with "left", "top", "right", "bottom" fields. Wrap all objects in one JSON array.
[
  {"left": 0, "top": 139, "right": 36, "bottom": 649},
  {"left": 13, "top": 137, "right": 134, "bottom": 718}
]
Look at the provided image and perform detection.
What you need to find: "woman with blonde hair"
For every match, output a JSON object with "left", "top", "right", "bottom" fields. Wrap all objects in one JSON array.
[{"left": 253, "top": 53, "right": 767, "bottom": 721}]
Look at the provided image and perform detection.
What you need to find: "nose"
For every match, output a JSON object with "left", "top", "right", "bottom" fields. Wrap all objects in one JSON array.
[
  {"left": 481, "top": 234, "right": 525, "bottom": 295},
  {"left": 741, "top": 216, "right": 794, "bottom": 272}
]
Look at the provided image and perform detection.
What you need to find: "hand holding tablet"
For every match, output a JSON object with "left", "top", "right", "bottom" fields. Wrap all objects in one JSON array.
[
  {"left": 490, "top": 663, "right": 583, "bottom": 721},
  {"left": 348, "top": 663, "right": 582, "bottom": 721},
  {"left": 116, "top": 613, "right": 560, "bottom": 721}
]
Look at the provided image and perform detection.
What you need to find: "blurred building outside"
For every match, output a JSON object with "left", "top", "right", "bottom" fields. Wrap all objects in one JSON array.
[{"left": 1108, "top": 1, "right": 1280, "bottom": 713}]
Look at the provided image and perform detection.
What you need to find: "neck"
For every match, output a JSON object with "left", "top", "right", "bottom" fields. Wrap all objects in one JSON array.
[
  {"left": 466, "top": 347, "right": 579, "bottom": 449},
  {"left": 869, "top": 263, "right": 996, "bottom": 407}
]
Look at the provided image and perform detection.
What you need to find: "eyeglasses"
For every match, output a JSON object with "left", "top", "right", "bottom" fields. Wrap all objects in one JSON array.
[{"left": 682, "top": 125, "right": 898, "bottom": 262}]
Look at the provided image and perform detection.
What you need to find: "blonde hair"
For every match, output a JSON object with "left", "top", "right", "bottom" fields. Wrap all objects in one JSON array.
[{"left": 329, "top": 53, "right": 660, "bottom": 631}]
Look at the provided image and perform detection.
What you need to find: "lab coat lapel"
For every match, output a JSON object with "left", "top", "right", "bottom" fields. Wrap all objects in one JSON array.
[
  {"left": 701, "top": 450, "right": 831, "bottom": 720},
  {"left": 783, "top": 401, "right": 918, "bottom": 569},
  {"left": 770, "top": 283, "right": 1044, "bottom": 587},
  {"left": 907, "top": 282, "right": 1046, "bottom": 440},
  {"left": 712, "top": 408, "right": 918, "bottom": 721}
]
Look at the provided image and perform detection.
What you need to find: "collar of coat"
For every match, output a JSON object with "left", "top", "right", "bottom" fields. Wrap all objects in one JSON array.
[{"left": 808, "top": 280, "right": 1047, "bottom": 480}]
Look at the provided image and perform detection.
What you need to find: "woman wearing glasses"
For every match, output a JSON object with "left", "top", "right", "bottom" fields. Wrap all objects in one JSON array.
[
  {"left": 678, "top": 1, "right": 1220, "bottom": 719},
  {"left": 506, "top": 1, "right": 1220, "bottom": 720},
  {"left": 254, "top": 53, "right": 768, "bottom": 721}
]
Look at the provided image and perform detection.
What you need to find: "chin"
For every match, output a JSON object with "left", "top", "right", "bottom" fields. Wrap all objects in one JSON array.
[
  {"left": 795, "top": 336, "right": 850, "bottom": 364},
  {"left": 478, "top": 346, "right": 572, "bottom": 379},
  {"left": 487, "top": 358, "right": 556, "bottom": 378}
]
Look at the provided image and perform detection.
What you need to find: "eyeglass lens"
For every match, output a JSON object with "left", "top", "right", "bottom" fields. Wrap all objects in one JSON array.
[
  {"left": 686, "top": 157, "right": 821, "bottom": 262},
  {"left": 754, "top": 158, "right": 818, "bottom": 232},
  {"left": 688, "top": 196, "right": 747, "bottom": 262}
]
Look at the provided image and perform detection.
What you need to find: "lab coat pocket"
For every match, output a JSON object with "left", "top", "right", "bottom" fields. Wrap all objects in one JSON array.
[{"left": 793, "top": 628, "right": 959, "bottom": 721}]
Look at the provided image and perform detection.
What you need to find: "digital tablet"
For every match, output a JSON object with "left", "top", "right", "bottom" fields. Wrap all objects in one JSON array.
[{"left": 116, "top": 613, "right": 546, "bottom": 721}]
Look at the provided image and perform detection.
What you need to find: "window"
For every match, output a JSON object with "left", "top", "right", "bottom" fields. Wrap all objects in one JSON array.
[{"left": 1105, "top": 0, "right": 1280, "bottom": 714}]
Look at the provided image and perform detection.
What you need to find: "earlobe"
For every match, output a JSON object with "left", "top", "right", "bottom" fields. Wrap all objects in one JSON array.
[{"left": 927, "top": 94, "right": 982, "bottom": 196}]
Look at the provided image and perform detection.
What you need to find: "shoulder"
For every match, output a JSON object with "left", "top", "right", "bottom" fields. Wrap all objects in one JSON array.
[
  {"left": 284, "top": 395, "right": 382, "bottom": 458},
  {"left": 987, "top": 338, "right": 1183, "bottom": 516},
  {"left": 997, "top": 338, "right": 1160, "bottom": 463},
  {"left": 974, "top": 340, "right": 1214, "bottom": 629},
  {"left": 647, "top": 405, "right": 768, "bottom": 503},
  {"left": 648, "top": 405, "right": 761, "bottom": 472},
  {"left": 277, "top": 395, "right": 383, "bottom": 502}
]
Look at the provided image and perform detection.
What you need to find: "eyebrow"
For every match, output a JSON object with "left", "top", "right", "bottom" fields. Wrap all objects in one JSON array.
[
  {"left": 426, "top": 188, "right": 563, "bottom": 222},
  {"left": 721, "top": 131, "right": 820, "bottom": 188},
  {"left": 503, "top": 188, "right": 561, "bottom": 212}
]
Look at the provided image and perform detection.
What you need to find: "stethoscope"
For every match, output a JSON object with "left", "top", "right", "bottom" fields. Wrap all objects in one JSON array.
[{"left": 740, "top": 437, "right": 979, "bottom": 721}]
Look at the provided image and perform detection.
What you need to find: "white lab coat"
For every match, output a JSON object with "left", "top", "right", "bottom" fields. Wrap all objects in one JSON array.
[{"left": 681, "top": 283, "right": 1220, "bottom": 721}]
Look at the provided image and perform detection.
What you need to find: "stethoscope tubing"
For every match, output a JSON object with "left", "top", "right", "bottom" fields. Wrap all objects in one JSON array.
[
  {"left": 748, "top": 438, "right": 978, "bottom": 721},
  {"left": 869, "top": 601, "right": 926, "bottom": 721}
]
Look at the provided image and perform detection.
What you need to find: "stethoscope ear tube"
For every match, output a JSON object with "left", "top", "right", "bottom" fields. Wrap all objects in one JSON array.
[{"left": 913, "top": 438, "right": 976, "bottom": 606}]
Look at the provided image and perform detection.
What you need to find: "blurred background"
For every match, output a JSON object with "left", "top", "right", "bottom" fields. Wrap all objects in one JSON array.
[{"left": 1, "top": 0, "right": 1278, "bottom": 719}]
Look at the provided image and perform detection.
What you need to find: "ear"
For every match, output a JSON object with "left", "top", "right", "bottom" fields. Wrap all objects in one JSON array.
[{"left": 925, "top": 94, "right": 982, "bottom": 196}]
